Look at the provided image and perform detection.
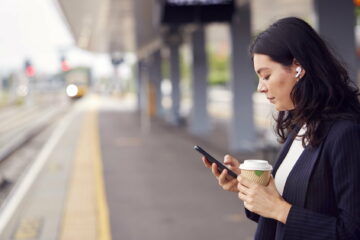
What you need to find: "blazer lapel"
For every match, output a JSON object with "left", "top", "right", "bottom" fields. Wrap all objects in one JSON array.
[
  {"left": 270, "top": 126, "right": 324, "bottom": 207},
  {"left": 281, "top": 120, "right": 335, "bottom": 207},
  {"left": 272, "top": 129, "right": 298, "bottom": 176},
  {"left": 281, "top": 141, "right": 324, "bottom": 207}
]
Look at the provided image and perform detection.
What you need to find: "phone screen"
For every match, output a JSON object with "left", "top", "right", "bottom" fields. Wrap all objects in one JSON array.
[{"left": 194, "top": 145, "right": 238, "bottom": 178}]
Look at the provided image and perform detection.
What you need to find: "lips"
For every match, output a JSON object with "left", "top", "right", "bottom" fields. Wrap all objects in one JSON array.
[{"left": 267, "top": 97, "right": 275, "bottom": 102}]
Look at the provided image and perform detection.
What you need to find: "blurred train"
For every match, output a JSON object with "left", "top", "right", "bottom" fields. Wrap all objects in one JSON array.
[{"left": 64, "top": 67, "right": 91, "bottom": 99}]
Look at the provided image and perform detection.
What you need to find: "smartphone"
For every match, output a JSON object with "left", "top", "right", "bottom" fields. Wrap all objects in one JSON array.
[{"left": 194, "top": 145, "right": 238, "bottom": 178}]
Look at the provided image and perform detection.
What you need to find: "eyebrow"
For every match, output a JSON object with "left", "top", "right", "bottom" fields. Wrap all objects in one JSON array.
[{"left": 256, "top": 67, "right": 270, "bottom": 75}]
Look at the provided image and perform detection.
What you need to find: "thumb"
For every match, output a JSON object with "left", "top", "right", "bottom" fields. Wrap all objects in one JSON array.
[
  {"left": 224, "top": 155, "right": 240, "bottom": 167},
  {"left": 224, "top": 155, "right": 241, "bottom": 175},
  {"left": 267, "top": 175, "right": 278, "bottom": 189}
]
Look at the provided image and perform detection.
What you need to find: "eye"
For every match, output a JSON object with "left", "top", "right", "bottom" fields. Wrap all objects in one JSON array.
[{"left": 263, "top": 75, "right": 270, "bottom": 80}]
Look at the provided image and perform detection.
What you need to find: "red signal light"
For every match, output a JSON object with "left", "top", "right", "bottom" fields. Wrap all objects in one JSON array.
[
  {"left": 25, "top": 65, "right": 35, "bottom": 77},
  {"left": 61, "top": 60, "right": 70, "bottom": 72}
]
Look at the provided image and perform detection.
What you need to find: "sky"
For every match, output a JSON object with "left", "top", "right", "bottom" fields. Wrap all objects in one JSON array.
[{"left": 0, "top": 0, "right": 113, "bottom": 77}]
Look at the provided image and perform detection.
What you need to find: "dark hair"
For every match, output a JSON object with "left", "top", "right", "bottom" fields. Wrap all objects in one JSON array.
[{"left": 249, "top": 17, "right": 360, "bottom": 147}]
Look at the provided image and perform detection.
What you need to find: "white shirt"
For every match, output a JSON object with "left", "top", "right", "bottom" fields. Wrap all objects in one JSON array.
[{"left": 274, "top": 126, "right": 306, "bottom": 196}]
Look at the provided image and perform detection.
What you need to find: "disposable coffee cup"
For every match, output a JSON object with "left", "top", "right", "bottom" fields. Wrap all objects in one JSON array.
[{"left": 239, "top": 160, "right": 273, "bottom": 186}]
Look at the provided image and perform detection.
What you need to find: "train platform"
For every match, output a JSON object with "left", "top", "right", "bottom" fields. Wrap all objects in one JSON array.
[{"left": 0, "top": 94, "right": 262, "bottom": 240}]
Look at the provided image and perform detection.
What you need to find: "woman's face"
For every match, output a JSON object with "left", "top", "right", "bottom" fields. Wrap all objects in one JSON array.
[{"left": 253, "top": 54, "right": 298, "bottom": 111}]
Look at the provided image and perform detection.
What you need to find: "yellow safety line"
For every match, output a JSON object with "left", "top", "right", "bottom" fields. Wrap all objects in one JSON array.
[
  {"left": 92, "top": 110, "right": 112, "bottom": 240},
  {"left": 60, "top": 99, "right": 111, "bottom": 240}
]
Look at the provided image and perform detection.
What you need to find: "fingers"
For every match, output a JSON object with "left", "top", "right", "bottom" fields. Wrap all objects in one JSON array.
[
  {"left": 217, "top": 169, "right": 238, "bottom": 191},
  {"left": 203, "top": 155, "right": 240, "bottom": 192},
  {"left": 219, "top": 169, "right": 237, "bottom": 183},
  {"left": 267, "top": 175, "right": 275, "bottom": 186},
  {"left": 221, "top": 178, "right": 238, "bottom": 192},
  {"left": 224, "top": 155, "right": 241, "bottom": 175},
  {"left": 211, "top": 163, "right": 221, "bottom": 177},
  {"left": 204, "top": 157, "right": 234, "bottom": 186},
  {"left": 237, "top": 182, "right": 249, "bottom": 194},
  {"left": 218, "top": 169, "right": 228, "bottom": 185},
  {"left": 238, "top": 192, "right": 252, "bottom": 212},
  {"left": 237, "top": 175, "right": 254, "bottom": 188},
  {"left": 223, "top": 155, "right": 240, "bottom": 168},
  {"left": 238, "top": 191, "right": 248, "bottom": 202},
  {"left": 202, "top": 157, "right": 211, "bottom": 168}
]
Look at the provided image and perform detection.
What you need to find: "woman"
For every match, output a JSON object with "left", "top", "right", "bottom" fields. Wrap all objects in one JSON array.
[{"left": 202, "top": 17, "right": 360, "bottom": 239}]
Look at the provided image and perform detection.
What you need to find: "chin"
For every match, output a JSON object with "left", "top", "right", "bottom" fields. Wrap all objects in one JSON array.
[{"left": 274, "top": 105, "right": 282, "bottom": 111}]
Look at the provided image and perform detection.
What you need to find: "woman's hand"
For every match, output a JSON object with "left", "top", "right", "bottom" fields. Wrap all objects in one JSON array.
[
  {"left": 202, "top": 155, "right": 241, "bottom": 192},
  {"left": 237, "top": 175, "right": 292, "bottom": 224}
]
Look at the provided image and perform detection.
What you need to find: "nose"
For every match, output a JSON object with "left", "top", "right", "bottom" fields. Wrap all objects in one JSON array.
[{"left": 257, "top": 80, "right": 267, "bottom": 93}]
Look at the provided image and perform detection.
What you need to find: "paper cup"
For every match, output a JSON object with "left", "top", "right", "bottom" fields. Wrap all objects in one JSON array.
[{"left": 239, "top": 160, "right": 272, "bottom": 186}]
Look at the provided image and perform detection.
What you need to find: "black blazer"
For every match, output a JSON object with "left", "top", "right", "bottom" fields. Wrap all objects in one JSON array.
[{"left": 245, "top": 119, "right": 360, "bottom": 240}]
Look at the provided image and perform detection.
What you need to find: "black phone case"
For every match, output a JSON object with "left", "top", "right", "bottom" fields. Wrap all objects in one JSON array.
[{"left": 194, "top": 145, "right": 238, "bottom": 178}]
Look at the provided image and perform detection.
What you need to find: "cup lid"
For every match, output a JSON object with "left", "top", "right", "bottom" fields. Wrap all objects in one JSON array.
[{"left": 239, "top": 160, "right": 273, "bottom": 171}]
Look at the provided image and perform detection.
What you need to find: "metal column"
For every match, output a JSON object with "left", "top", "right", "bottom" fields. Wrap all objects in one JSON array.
[
  {"left": 314, "top": 0, "right": 357, "bottom": 83},
  {"left": 151, "top": 50, "right": 164, "bottom": 117},
  {"left": 229, "top": 4, "right": 256, "bottom": 152},
  {"left": 136, "top": 61, "right": 143, "bottom": 111},
  {"left": 169, "top": 36, "right": 181, "bottom": 125},
  {"left": 190, "top": 26, "right": 210, "bottom": 135},
  {"left": 137, "top": 59, "right": 151, "bottom": 131}
]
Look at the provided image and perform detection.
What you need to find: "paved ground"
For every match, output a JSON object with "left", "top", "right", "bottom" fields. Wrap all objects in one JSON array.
[
  {"left": 98, "top": 97, "right": 258, "bottom": 240},
  {"left": 0, "top": 95, "right": 262, "bottom": 240}
]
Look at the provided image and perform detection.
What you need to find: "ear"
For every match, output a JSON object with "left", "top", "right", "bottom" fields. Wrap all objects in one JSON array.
[{"left": 292, "top": 59, "right": 305, "bottom": 79}]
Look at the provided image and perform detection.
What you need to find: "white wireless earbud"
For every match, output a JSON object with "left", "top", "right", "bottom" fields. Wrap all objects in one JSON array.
[{"left": 295, "top": 67, "right": 302, "bottom": 78}]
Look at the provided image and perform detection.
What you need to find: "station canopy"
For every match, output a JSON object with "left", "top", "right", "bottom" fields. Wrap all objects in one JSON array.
[{"left": 160, "top": 0, "right": 234, "bottom": 24}]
